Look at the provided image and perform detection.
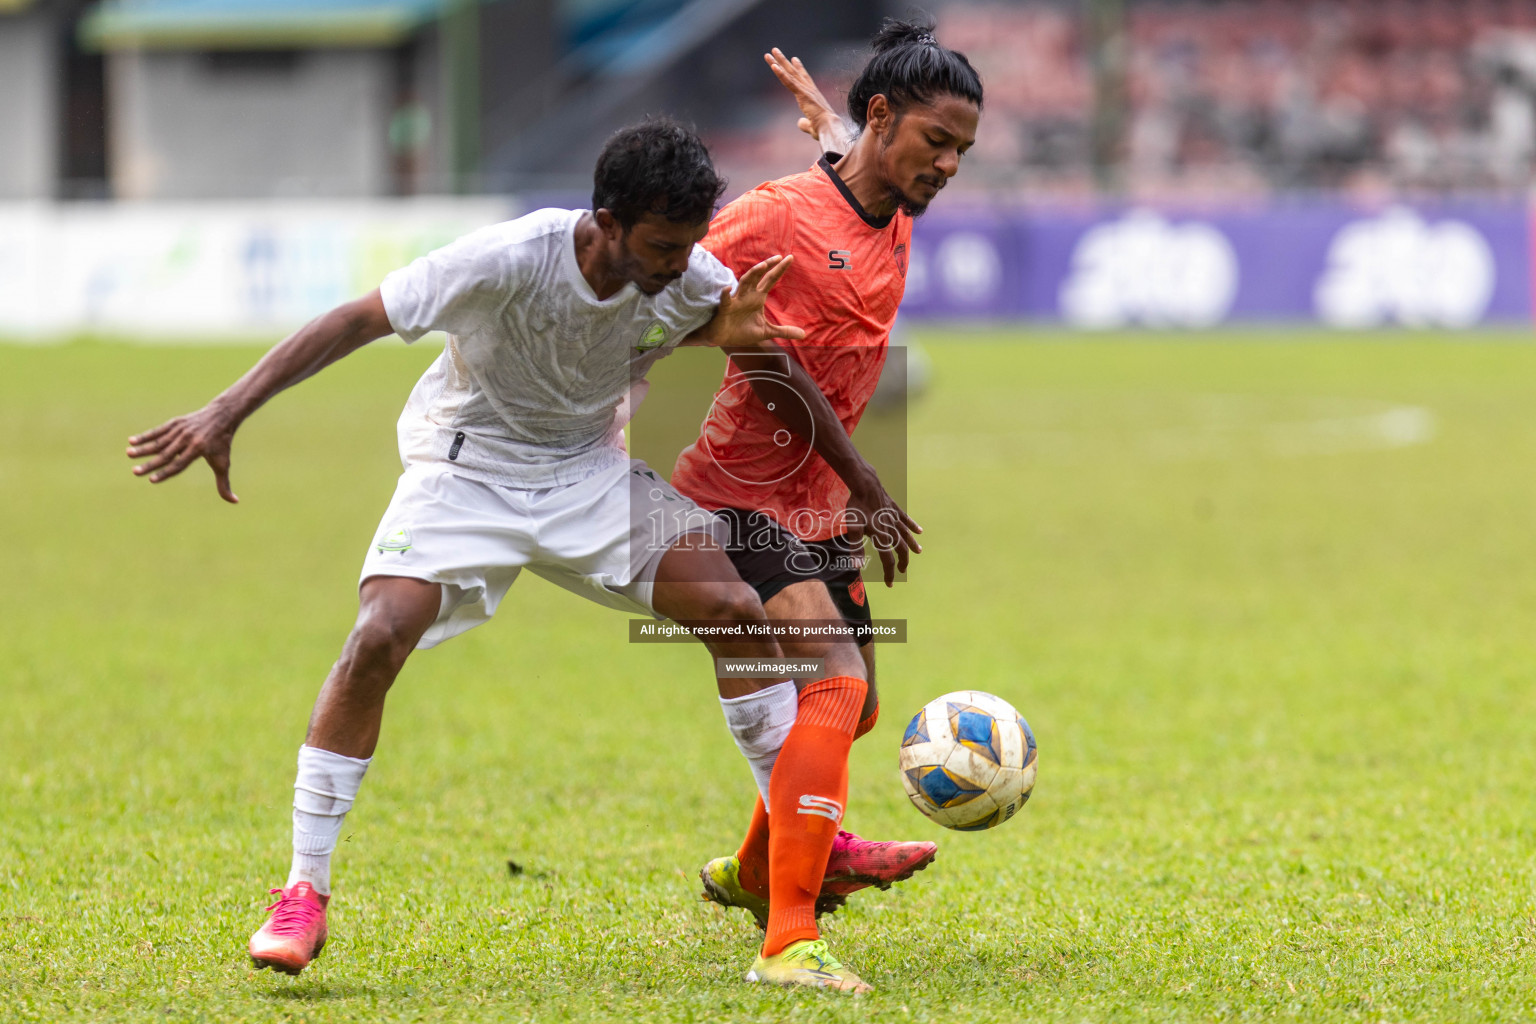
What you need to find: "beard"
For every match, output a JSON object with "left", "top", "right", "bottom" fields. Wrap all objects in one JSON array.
[
  {"left": 638, "top": 270, "right": 682, "bottom": 295},
  {"left": 613, "top": 245, "right": 677, "bottom": 294},
  {"left": 877, "top": 129, "right": 932, "bottom": 217},
  {"left": 888, "top": 183, "right": 931, "bottom": 217}
]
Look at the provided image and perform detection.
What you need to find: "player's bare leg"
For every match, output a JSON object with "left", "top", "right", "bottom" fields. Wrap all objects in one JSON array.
[
  {"left": 305, "top": 575, "right": 442, "bottom": 757},
  {"left": 858, "top": 637, "right": 878, "bottom": 720},
  {"left": 702, "top": 580, "right": 934, "bottom": 933},
  {"left": 649, "top": 536, "right": 790, "bottom": 699},
  {"left": 651, "top": 533, "right": 799, "bottom": 898},
  {"left": 249, "top": 575, "right": 440, "bottom": 975},
  {"left": 761, "top": 579, "right": 870, "bottom": 701}
]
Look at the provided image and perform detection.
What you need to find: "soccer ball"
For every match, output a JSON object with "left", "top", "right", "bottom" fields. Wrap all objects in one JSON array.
[{"left": 899, "top": 690, "right": 1038, "bottom": 831}]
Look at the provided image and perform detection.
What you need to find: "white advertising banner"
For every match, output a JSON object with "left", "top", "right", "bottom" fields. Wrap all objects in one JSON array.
[{"left": 0, "top": 198, "right": 517, "bottom": 339}]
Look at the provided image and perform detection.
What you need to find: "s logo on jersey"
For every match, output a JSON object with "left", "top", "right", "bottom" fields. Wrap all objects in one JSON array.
[
  {"left": 635, "top": 320, "right": 667, "bottom": 352},
  {"left": 827, "top": 249, "right": 852, "bottom": 270},
  {"left": 894, "top": 243, "right": 908, "bottom": 276}
]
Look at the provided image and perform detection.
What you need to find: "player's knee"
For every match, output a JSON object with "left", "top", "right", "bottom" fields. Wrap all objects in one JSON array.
[
  {"left": 822, "top": 641, "right": 867, "bottom": 681},
  {"left": 341, "top": 616, "right": 418, "bottom": 681},
  {"left": 709, "top": 582, "right": 768, "bottom": 626}
]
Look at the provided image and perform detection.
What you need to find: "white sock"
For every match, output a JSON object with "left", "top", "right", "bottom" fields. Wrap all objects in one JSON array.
[
  {"left": 719, "top": 680, "right": 797, "bottom": 805},
  {"left": 286, "top": 744, "right": 371, "bottom": 896}
]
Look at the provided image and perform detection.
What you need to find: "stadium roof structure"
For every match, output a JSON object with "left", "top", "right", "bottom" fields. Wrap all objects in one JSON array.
[{"left": 79, "top": 0, "right": 460, "bottom": 50}]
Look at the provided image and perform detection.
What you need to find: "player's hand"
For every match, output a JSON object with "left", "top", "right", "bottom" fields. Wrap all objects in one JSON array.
[
  {"left": 710, "top": 254, "right": 806, "bottom": 348},
  {"left": 764, "top": 48, "right": 854, "bottom": 155},
  {"left": 845, "top": 471, "right": 922, "bottom": 587},
  {"left": 126, "top": 404, "right": 240, "bottom": 503}
]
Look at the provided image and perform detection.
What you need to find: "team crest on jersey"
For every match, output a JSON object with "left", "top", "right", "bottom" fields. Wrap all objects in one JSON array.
[
  {"left": 376, "top": 526, "right": 413, "bottom": 554},
  {"left": 636, "top": 320, "right": 668, "bottom": 352},
  {"left": 894, "top": 243, "right": 908, "bottom": 276}
]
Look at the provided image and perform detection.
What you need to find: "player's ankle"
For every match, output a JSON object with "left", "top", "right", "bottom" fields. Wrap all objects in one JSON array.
[
  {"left": 286, "top": 859, "right": 331, "bottom": 896},
  {"left": 761, "top": 922, "right": 818, "bottom": 958}
]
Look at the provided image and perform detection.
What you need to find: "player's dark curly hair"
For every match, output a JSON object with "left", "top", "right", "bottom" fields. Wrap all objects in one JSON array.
[
  {"left": 592, "top": 118, "right": 727, "bottom": 230},
  {"left": 847, "top": 15, "right": 984, "bottom": 130}
]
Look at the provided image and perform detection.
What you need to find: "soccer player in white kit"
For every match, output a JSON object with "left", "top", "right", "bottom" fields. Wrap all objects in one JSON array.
[{"left": 126, "top": 120, "right": 823, "bottom": 980}]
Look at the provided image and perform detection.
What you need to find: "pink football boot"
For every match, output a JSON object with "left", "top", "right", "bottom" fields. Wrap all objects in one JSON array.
[
  {"left": 820, "top": 830, "right": 937, "bottom": 901},
  {"left": 248, "top": 882, "right": 329, "bottom": 975}
]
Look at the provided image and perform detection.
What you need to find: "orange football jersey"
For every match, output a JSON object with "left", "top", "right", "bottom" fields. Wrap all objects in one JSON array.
[{"left": 671, "top": 158, "right": 910, "bottom": 541}]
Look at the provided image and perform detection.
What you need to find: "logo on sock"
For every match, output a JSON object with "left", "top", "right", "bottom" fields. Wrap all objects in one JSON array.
[{"left": 796, "top": 794, "right": 844, "bottom": 823}]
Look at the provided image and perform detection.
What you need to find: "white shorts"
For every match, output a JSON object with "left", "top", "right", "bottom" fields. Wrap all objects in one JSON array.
[{"left": 359, "top": 459, "right": 730, "bottom": 648}]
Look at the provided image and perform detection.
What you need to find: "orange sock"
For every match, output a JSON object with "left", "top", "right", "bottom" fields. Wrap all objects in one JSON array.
[
  {"left": 740, "top": 700, "right": 878, "bottom": 890},
  {"left": 738, "top": 700, "right": 878, "bottom": 899},
  {"left": 735, "top": 796, "right": 771, "bottom": 898},
  {"left": 853, "top": 701, "right": 880, "bottom": 741},
  {"left": 762, "top": 675, "right": 867, "bottom": 957}
]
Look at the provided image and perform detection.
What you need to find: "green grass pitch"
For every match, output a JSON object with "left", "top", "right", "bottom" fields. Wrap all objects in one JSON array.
[{"left": 5, "top": 331, "right": 1536, "bottom": 1022}]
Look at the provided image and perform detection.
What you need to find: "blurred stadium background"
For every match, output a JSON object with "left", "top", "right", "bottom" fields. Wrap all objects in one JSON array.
[{"left": 4, "top": 0, "right": 1536, "bottom": 338}]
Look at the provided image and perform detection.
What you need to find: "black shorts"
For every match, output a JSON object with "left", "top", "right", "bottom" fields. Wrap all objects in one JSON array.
[{"left": 713, "top": 507, "right": 873, "bottom": 647}]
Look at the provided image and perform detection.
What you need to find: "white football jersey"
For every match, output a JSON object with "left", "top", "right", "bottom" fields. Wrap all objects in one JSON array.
[{"left": 380, "top": 208, "right": 734, "bottom": 487}]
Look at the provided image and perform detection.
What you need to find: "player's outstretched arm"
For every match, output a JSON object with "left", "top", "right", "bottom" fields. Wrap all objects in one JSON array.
[
  {"left": 764, "top": 47, "right": 853, "bottom": 156},
  {"left": 686, "top": 255, "right": 806, "bottom": 350},
  {"left": 724, "top": 346, "right": 922, "bottom": 587},
  {"left": 125, "top": 290, "right": 395, "bottom": 503},
  {"left": 695, "top": 259, "right": 922, "bottom": 584}
]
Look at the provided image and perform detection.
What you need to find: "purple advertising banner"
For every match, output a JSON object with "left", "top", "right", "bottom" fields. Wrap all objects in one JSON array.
[{"left": 900, "top": 200, "right": 1532, "bottom": 327}]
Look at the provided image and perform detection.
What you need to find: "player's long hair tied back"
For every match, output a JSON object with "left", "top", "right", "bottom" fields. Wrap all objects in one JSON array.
[{"left": 847, "top": 15, "right": 985, "bottom": 130}]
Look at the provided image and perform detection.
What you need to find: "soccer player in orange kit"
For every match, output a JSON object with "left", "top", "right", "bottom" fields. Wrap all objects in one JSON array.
[{"left": 673, "top": 18, "right": 983, "bottom": 992}]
